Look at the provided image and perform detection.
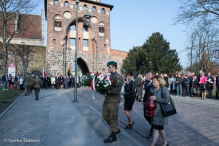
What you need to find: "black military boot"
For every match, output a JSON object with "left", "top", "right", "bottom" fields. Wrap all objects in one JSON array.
[
  {"left": 115, "top": 128, "right": 121, "bottom": 134},
  {"left": 104, "top": 132, "right": 117, "bottom": 143}
]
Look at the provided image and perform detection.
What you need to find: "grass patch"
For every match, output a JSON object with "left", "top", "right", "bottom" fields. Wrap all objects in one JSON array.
[{"left": 0, "top": 85, "right": 24, "bottom": 114}]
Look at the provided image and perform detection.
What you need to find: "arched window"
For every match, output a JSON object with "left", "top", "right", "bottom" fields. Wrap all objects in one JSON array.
[
  {"left": 54, "top": 0, "right": 58, "bottom": 5},
  {"left": 84, "top": 5, "right": 87, "bottom": 9},
  {"left": 54, "top": 16, "right": 62, "bottom": 31},
  {"left": 99, "top": 22, "right": 105, "bottom": 36},
  {"left": 99, "top": 27, "right": 104, "bottom": 33},
  {"left": 83, "top": 25, "right": 88, "bottom": 32},
  {"left": 92, "top": 6, "right": 96, "bottom": 12},
  {"left": 70, "top": 24, "right": 76, "bottom": 30},
  {"left": 101, "top": 8, "right": 105, "bottom": 14},
  {"left": 64, "top": 1, "right": 68, "bottom": 7}
]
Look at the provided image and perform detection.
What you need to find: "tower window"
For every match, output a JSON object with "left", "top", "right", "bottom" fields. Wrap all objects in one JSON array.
[
  {"left": 70, "top": 38, "right": 76, "bottom": 46},
  {"left": 54, "top": 0, "right": 58, "bottom": 5},
  {"left": 84, "top": 5, "right": 87, "bottom": 9},
  {"left": 92, "top": 6, "right": 96, "bottom": 12},
  {"left": 55, "top": 20, "right": 62, "bottom": 27},
  {"left": 99, "top": 27, "right": 104, "bottom": 33},
  {"left": 64, "top": 1, "right": 68, "bottom": 7},
  {"left": 70, "top": 24, "right": 76, "bottom": 30},
  {"left": 101, "top": 8, "right": 105, "bottom": 14},
  {"left": 83, "top": 40, "right": 88, "bottom": 47}
]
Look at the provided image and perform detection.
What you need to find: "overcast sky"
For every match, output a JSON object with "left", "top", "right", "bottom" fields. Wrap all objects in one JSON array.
[{"left": 37, "top": 0, "right": 188, "bottom": 68}]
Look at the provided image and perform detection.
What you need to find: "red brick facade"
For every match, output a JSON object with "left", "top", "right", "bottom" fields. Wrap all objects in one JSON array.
[{"left": 45, "top": 0, "right": 127, "bottom": 75}]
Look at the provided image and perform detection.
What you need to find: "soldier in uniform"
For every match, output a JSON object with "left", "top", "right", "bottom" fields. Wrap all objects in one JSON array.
[
  {"left": 32, "top": 75, "right": 42, "bottom": 100},
  {"left": 100, "top": 61, "right": 123, "bottom": 143},
  {"left": 135, "top": 73, "right": 142, "bottom": 102},
  {"left": 23, "top": 73, "right": 32, "bottom": 96}
]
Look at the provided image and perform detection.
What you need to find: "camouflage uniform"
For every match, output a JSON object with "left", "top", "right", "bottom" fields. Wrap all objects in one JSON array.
[
  {"left": 32, "top": 77, "right": 42, "bottom": 100},
  {"left": 102, "top": 71, "right": 123, "bottom": 132},
  {"left": 135, "top": 77, "right": 142, "bottom": 100}
]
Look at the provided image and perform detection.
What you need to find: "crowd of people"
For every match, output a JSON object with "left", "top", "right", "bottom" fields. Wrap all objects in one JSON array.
[
  {"left": 169, "top": 70, "right": 216, "bottom": 100},
  {"left": 2, "top": 66, "right": 218, "bottom": 146},
  {"left": 1, "top": 73, "right": 82, "bottom": 91}
]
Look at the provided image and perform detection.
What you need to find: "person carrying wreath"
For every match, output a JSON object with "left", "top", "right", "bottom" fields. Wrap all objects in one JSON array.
[{"left": 100, "top": 61, "right": 123, "bottom": 143}]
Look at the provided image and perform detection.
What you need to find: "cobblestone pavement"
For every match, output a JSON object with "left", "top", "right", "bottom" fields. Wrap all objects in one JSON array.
[{"left": 75, "top": 87, "right": 219, "bottom": 146}]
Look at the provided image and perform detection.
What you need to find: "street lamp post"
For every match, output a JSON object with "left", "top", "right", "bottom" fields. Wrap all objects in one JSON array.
[
  {"left": 74, "top": 0, "right": 92, "bottom": 102},
  {"left": 21, "top": 42, "right": 25, "bottom": 76}
]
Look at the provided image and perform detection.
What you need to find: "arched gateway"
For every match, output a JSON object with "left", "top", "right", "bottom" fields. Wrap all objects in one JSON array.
[{"left": 44, "top": 0, "right": 127, "bottom": 76}]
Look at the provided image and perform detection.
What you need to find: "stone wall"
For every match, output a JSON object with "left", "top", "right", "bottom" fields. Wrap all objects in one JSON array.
[{"left": 0, "top": 44, "right": 46, "bottom": 76}]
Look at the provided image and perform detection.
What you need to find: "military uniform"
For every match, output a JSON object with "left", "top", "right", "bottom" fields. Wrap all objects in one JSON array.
[
  {"left": 23, "top": 75, "right": 32, "bottom": 96},
  {"left": 102, "top": 71, "right": 123, "bottom": 132},
  {"left": 135, "top": 76, "right": 142, "bottom": 101},
  {"left": 32, "top": 77, "right": 42, "bottom": 100},
  {"left": 101, "top": 61, "right": 124, "bottom": 143}
]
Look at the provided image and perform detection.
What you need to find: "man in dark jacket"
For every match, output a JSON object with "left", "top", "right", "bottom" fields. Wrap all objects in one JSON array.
[
  {"left": 188, "top": 73, "right": 194, "bottom": 95},
  {"left": 55, "top": 75, "right": 59, "bottom": 89},
  {"left": 143, "top": 70, "right": 155, "bottom": 138},
  {"left": 176, "top": 73, "right": 183, "bottom": 97},
  {"left": 44, "top": 76, "right": 49, "bottom": 89},
  {"left": 2, "top": 72, "right": 8, "bottom": 90},
  {"left": 163, "top": 73, "right": 169, "bottom": 88}
]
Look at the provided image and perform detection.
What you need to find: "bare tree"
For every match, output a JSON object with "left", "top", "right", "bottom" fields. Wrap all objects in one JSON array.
[
  {"left": 9, "top": 44, "right": 36, "bottom": 76},
  {"left": 0, "top": 0, "right": 40, "bottom": 76},
  {"left": 185, "top": 25, "right": 219, "bottom": 73},
  {"left": 174, "top": 0, "right": 219, "bottom": 31}
]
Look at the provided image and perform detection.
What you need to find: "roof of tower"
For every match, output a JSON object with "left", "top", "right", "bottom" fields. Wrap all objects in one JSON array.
[{"left": 44, "top": 0, "right": 114, "bottom": 21}]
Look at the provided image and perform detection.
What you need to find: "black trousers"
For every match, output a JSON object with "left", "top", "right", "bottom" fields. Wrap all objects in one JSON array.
[
  {"left": 56, "top": 83, "right": 59, "bottom": 89},
  {"left": 143, "top": 107, "right": 153, "bottom": 135},
  {"left": 45, "top": 83, "right": 48, "bottom": 89}
]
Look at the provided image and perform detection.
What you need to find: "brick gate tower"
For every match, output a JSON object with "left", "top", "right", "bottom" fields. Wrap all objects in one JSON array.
[{"left": 44, "top": 0, "right": 115, "bottom": 75}]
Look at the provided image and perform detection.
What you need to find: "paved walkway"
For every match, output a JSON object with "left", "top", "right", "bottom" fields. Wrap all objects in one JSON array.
[
  {"left": 77, "top": 87, "right": 219, "bottom": 146},
  {"left": 0, "top": 89, "right": 143, "bottom": 146}
]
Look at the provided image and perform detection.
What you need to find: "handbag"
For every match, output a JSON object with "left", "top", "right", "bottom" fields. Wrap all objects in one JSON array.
[
  {"left": 192, "top": 87, "right": 196, "bottom": 93},
  {"left": 160, "top": 88, "right": 177, "bottom": 117}
]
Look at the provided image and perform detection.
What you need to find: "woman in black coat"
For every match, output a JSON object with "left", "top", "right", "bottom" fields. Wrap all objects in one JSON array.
[
  {"left": 192, "top": 74, "right": 199, "bottom": 99},
  {"left": 59, "top": 75, "right": 64, "bottom": 89},
  {"left": 120, "top": 71, "right": 136, "bottom": 129}
]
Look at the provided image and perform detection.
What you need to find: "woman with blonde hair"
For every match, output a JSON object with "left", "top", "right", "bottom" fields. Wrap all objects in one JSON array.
[
  {"left": 51, "top": 75, "right": 56, "bottom": 90},
  {"left": 199, "top": 72, "right": 207, "bottom": 100},
  {"left": 148, "top": 75, "right": 170, "bottom": 146}
]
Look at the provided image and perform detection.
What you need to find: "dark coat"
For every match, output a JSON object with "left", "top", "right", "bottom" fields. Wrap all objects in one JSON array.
[
  {"left": 216, "top": 76, "right": 219, "bottom": 86},
  {"left": 143, "top": 80, "right": 154, "bottom": 103},
  {"left": 64, "top": 77, "right": 69, "bottom": 84},
  {"left": 163, "top": 76, "right": 169, "bottom": 87},
  {"left": 124, "top": 80, "right": 136, "bottom": 97},
  {"left": 1, "top": 75, "right": 8, "bottom": 82},
  {"left": 44, "top": 77, "right": 50, "bottom": 84},
  {"left": 192, "top": 78, "right": 199, "bottom": 89},
  {"left": 59, "top": 77, "right": 64, "bottom": 85},
  {"left": 55, "top": 77, "right": 59, "bottom": 84}
]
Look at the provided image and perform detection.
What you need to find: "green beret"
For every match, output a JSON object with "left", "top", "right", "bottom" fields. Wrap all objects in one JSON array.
[
  {"left": 107, "top": 61, "right": 117, "bottom": 66},
  {"left": 137, "top": 72, "right": 141, "bottom": 75}
]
